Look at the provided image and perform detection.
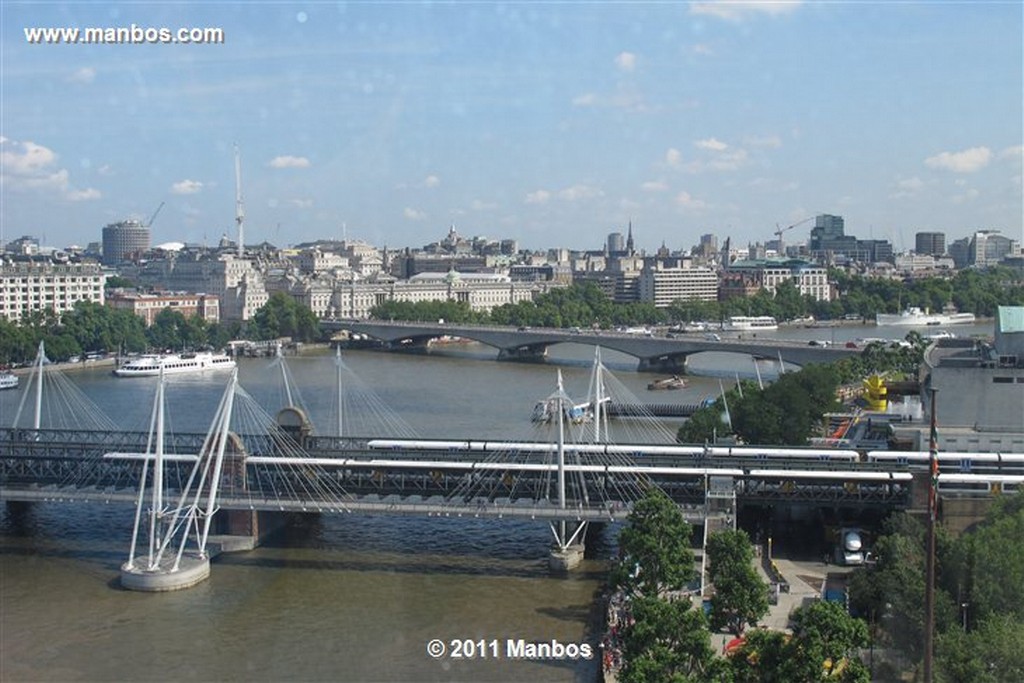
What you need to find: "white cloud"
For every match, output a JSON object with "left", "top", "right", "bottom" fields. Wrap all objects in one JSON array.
[
  {"left": 675, "top": 191, "right": 709, "bottom": 210},
  {"left": 171, "top": 179, "right": 203, "bottom": 195},
  {"left": 572, "top": 93, "right": 598, "bottom": 107},
  {"left": 889, "top": 176, "right": 926, "bottom": 199},
  {"left": 470, "top": 199, "right": 498, "bottom": 211},
  {"left": 525, "top": 189, "right": 552, "bottom": 204},
  {"left": 692, "top": 44, "right": 714, "bottom": 56},
  {"left": 403, "top": 207, "right": 426, "bottom": 220},
  {"left": 0, "top": 138, "right": 100, "bottom": 201},
  {"left": 924, "top": 146, "right": 992, "bottom": 173},
  {"left": 695, "top": 137, "right": 728, "bottom": 151},
  {"left": 289, "top": 198, "right": 314, "bottom": 208},
  {"left": 69, "top": 67, "right": 96, "bottom": 84},
  {"left": 423, "top": 174, "right": 441, "bottom": 188},
  {"left": 615, "top": 51, "right": 637, "bottom": 72},
  {"left": 665, "top": 148, "right": 682, "bottom": 167},
  {"left": 708, "top": 148, "right": 749, "bottom": 171},
  {"left": 641, "top": 180, "right": 668, "bottom": 192},
  {"left": 559, "top": 184, "right": 604, "bottom": 201},
  {"left": 267, "top": 155, "right": 311, "bottom": 169},
  {"left": 66, "top": 187, "right": 102, "bottom": 201},
  {"left": 998, "top": 145, "right": 1023, "bottom": 162},
  {"left": 1, "top": 139, "right": 57, "bottom": 175},
  {"left": 689, "top": 1, "right": 803, "bottom": 22}
]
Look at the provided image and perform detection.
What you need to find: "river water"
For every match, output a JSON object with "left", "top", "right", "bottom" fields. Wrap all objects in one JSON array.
[{"left": 0, "top": 321, "right": 993, "bottom": 682}]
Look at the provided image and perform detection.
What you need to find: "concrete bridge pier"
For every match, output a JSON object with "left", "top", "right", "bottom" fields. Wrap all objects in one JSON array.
[
  {"left": 548, "top": 520, "right": 587, "bottom": 571},
  {"left": 498, "top": 345, "right": 550, "bottom": 363},
  {"left": 637, "top": 354, "right": 688, "bottom": 373}
]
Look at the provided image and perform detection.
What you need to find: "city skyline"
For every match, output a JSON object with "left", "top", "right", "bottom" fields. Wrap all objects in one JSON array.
[{"left": 2, "top": 1, "right": 1021, "bottom": 253}]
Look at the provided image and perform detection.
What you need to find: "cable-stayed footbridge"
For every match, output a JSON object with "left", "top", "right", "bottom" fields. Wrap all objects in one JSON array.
[{"left": 2, "top": 344, "right": 1017, "bottom": 591}]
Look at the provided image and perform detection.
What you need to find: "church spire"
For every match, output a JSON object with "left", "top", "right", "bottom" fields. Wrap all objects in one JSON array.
[{"left": 626, "top": 220, "right": 635, "bottom": 255}]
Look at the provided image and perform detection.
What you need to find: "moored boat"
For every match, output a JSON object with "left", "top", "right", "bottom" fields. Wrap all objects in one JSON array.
[
  {"left": 647, "top": 376, "right": 687, "bottom": 391},
  {"left": 723, "top": 316, "right": 778, "bottom": 332},
  {"left": 875, "top": 307, "right": 976, "bottom": 326},
  {"left": 114, "top": 352, "right": 236, "bottom": 377},
  {"left": 0, "top": 372, "right": 18, "bottom": 390}
]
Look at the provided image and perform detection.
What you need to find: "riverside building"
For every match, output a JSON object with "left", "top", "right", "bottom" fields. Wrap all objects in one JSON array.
[{"left": 0, "top": 258, "right": 106, "bottom": 322}]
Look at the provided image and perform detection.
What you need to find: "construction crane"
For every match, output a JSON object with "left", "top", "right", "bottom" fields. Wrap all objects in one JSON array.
[
  {"left": 146, "top": 201, "right": 165, "bottom": 228},
  {"left": 773, "top": 216, "right": 814, "bottom": 255}
]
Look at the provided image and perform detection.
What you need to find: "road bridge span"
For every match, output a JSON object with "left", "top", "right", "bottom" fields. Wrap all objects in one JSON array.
[{"left": 322, "top": 319, "right": 860, "bottom": 372}]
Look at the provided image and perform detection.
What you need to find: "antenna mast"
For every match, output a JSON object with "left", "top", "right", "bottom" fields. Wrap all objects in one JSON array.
[{"left": 234, "top": 144, "right": 245, "bottom": 258}]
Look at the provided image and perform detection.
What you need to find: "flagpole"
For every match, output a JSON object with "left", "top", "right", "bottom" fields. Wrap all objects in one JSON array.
[{"left": 924, "top": 387, "right": 938, "bottom": 683}]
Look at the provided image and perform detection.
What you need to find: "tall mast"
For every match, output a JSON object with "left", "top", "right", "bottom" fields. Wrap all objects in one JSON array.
[{"left": 234, "top": 144, "right": 245, "bottom": 258}]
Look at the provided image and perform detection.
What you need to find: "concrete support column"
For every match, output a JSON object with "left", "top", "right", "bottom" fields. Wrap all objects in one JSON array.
[{"left": 497, "top": 345, "right": 549, "bottom": 363}]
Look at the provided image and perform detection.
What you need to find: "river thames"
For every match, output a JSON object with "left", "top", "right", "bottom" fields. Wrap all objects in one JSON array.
[{"left": 0, "top": 322, "right": 993, "bottom": 682}]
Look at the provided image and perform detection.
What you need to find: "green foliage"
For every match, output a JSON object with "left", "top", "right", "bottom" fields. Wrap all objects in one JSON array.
[
  {"left": 249, "top": 292, "right": 321, "bottom": 342},
  {"left": 730, "top": 602, "right": 870, "bottom": 683},
  {"left": 104, "top": 275, "right": 136, "bottom": 289},
  {"left": 370, "top": 299, "right": 484, "bottom": 324},
  {"left": 848, "top": 498, "right": 1024, "bottom": 678},
  {"left": 707, "top": 530, "right": 770, "bottom": 636},
  {"left": 144, "top": 308, "right": 209, "bottom": 351},
  {"left": 677, "top": 365, "right": 840, "bottom": 446},
  {"left": 947, "top": 495, "right": 1024, "bottom": 626},
  {"left": 937, "top": 614, "right": 1024, "bottom": 683},
  {"left": 612, "top": 488, "right": 696, "bottom": 598},
  {"left": 619, "top": 596, "right": 730, "bottom": 683}
]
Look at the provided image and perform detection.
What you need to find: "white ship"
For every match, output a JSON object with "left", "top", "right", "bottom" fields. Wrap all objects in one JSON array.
[
  {"left": 114, "top": 352, "right": 236, "bottom": 377},
  {"left": 875, "top": 307, "right": 976, "bottom": 326},
  {"left": 723, "top": 316, "right": 778, "bottom": 332},
  {"left": 0, "top": 372, "right": 18, "bottom": 390}
]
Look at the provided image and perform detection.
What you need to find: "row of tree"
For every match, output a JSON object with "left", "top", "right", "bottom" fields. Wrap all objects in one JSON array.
[
  {"left": 609, "top": 489, "right": 870, "bottom": 682},
  {"left": 676, "top": 334, "right": 928, "bottom": 446},
  {"left": 370, "top": 266, "right": 1024, "bottom": 327},
  {"left": 848, "top": 498, "right": 1024, "bottom": 681},
  {"left": 0, "top": 293, "right": 324, "bottom": 366}
]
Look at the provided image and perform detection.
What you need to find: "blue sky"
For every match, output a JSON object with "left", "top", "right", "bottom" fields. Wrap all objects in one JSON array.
[{"left": 2, "top": 1, "right": 1021, "bottom": 254}]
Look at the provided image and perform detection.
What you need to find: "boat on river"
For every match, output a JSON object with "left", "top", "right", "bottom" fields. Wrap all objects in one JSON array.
[
  {"left": 647, "top": 376, "right": 687, "bottom": 391},
  {"left": 114, "top": 352, "right": 236, "bottom": 377},
  {"left": 723, "top": 316, "right": 778, "bottom": 332},
  {"left": 0, "top": 372, "right": 18, "bottom": 390},
  {"left": 875, "top": 307, "right": 976, "bottom": 326}
]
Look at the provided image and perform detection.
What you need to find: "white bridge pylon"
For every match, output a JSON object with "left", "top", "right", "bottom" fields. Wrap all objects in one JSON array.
[{"left": 120, "top": 368, "right": 239, "bottom": 592}]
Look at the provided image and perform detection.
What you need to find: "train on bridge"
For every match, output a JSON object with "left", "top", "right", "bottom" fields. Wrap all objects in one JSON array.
[{"left": 364, "top": 438, "right": 1024, "bottom": 495}]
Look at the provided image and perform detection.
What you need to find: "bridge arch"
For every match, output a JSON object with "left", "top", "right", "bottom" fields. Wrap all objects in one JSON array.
[{"left": 321, "top": 320, "right": 860, "bottom": 372}]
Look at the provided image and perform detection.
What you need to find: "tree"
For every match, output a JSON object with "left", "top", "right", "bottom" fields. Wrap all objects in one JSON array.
[
  {"left": 706, "top": 529, "right": 770, "bottom": 636},
  {"left": 249, "top": 292, "right": 320, "bottom": 342},
  {"left": 611, "top": 488, "right": 696, "bottom": 598},
  {"left": 937, "top": 613, "right": 1024, "bottom": 683},
  {"left": 618, "top": 596, "right": 730, "bottom": 683},
  {"left": 730, "top": 602, "right": 870, "bottom": 683},
  {"left": 946, "top": 494, "right": 1024, "bottom": 626}
]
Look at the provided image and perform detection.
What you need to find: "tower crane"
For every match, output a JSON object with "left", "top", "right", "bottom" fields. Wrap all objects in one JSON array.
[
  {"left": 773, "top": 216, "right": 814, "bottom": 255},
  {"left": 146, "top": 201, "right": 165, "bottom": 228}
]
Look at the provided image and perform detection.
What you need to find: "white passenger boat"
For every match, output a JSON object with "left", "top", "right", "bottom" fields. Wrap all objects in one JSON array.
[
  {"left": 0, "top": 372, "right": 18, "bottom": 390},
  {"left": 722, "top": 316, "right": 778, "bottom": 332},
  {"left": 875, "top": 307, "right": 976, "bottom": 326},
  {"left": 114, "top": 352, "right": 236, "bottom": 377}
]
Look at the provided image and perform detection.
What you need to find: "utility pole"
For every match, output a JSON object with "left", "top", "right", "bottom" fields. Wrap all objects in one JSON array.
[
  {"left": 234, "top": 144, "right": 245, "bottom": 259},
  {"left": 924, "top": 388, "right": 939, "bottom": 683}
]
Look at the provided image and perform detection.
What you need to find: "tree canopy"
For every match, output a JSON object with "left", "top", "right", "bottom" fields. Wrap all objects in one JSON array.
[
  {"left": 706, "top": 530, "right": 770, "bottom": 636},
  {"left": 611, "top": 488, "right": 696, "bottom": 598}
]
